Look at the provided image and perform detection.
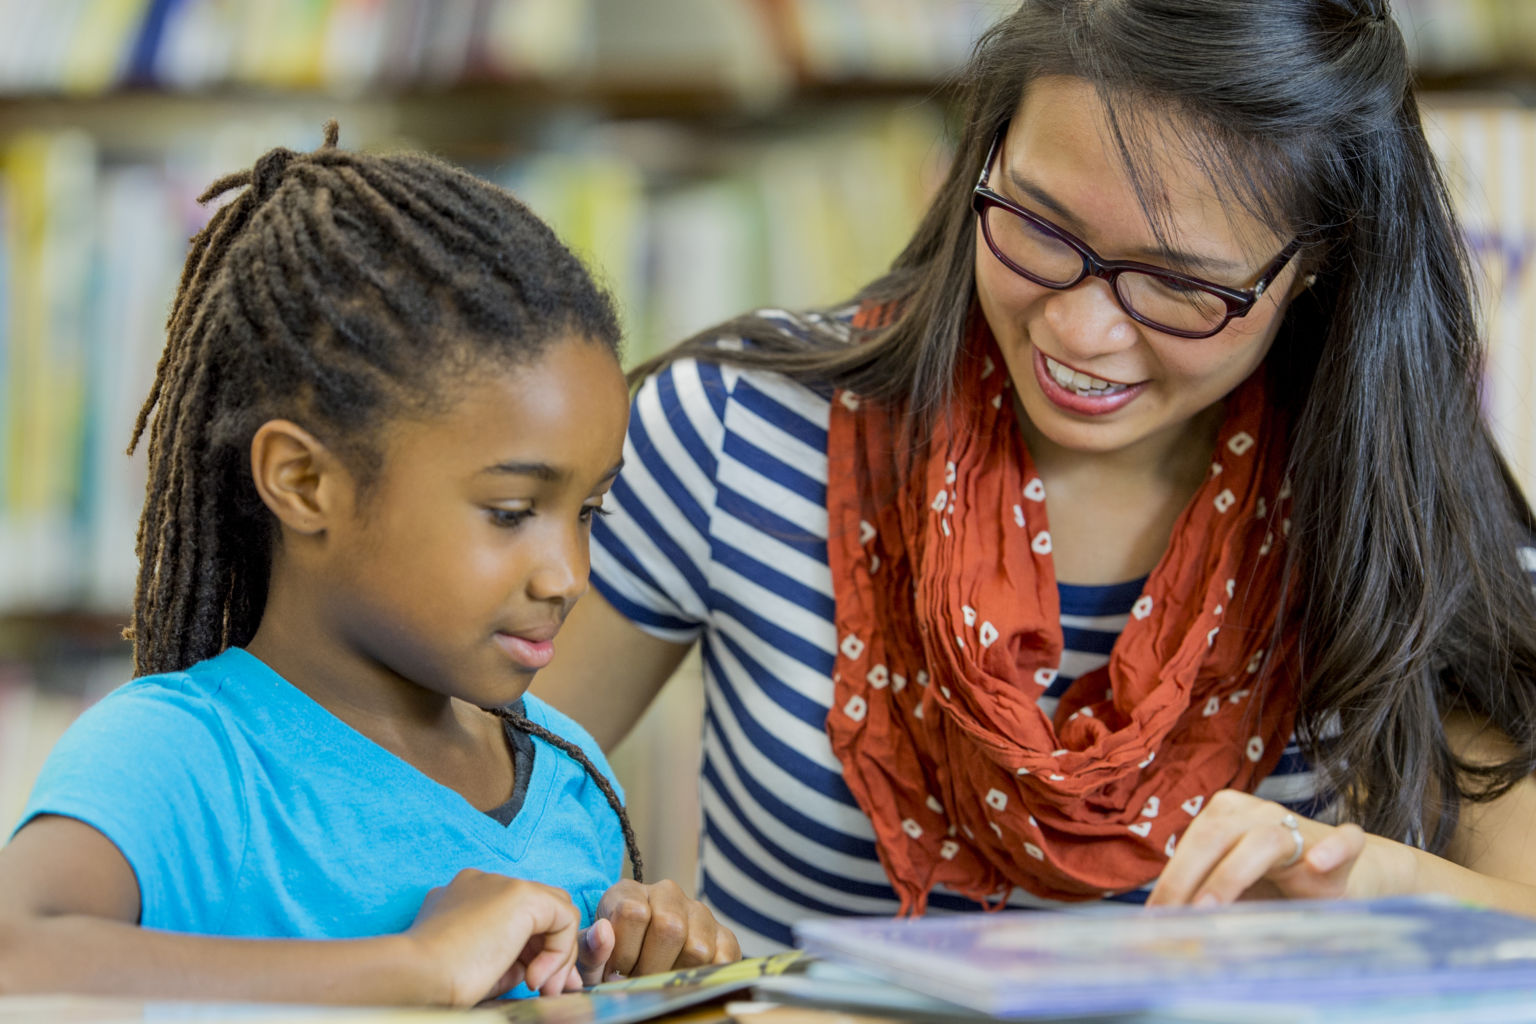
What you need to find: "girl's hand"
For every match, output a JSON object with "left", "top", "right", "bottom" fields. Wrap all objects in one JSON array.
[
  {"left": 1146, "top": 789, "right": 1378, "bottom": 906},
  {"left": 580, "top": 879, "right": 741, "bottom": 982},
  {"left": 407, "top": 868, "right": 585, "bottom": 1004}
]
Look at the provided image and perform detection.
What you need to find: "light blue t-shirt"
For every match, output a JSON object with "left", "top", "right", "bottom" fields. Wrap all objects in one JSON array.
[{"left": 17, "top": 647, "right": 625, "bottom": 941}]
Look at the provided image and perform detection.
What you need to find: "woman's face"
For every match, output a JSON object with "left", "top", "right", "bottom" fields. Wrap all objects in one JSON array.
[{"left": 975, "top": 76, "right": 1305, "bottom": 465}]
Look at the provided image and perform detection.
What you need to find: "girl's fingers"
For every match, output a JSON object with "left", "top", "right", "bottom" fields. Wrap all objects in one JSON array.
[
  {"left": 675, "top": 899, "right": 719, "bottom": 968},
  {"left": 712, "top": 911, "right": 741, "bottom": 963},
  {"left": 593, "top": 880, "right": 739, "bottom": 980},
  {"left": 516, "top": 892, "right": 582, "bottom": 996},
  {"left": 576, "top": 919, "right": 615, "bottom": 986},
  {"left": 602, "top": 890, "right": 652, "bottom": 978},
  {"left": 631, "top": 886, "right": 690, "bottom": 976}
]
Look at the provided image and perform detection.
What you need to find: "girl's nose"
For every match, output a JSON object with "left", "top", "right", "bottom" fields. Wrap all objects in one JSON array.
[{"left": 527, "top": 529, "right": 588, "bottom": 607}]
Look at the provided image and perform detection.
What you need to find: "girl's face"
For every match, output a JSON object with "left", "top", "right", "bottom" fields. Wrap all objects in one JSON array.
[
  {"left": 975, "top": 76, "right": 1304, "bottom": 466},
  {"left": 320, "top": 335, "right": 629, "bottom": 711}
]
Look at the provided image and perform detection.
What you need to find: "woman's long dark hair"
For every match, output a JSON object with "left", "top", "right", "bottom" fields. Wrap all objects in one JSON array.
[{"left": 634, "top": 0, "right": 1536, "bottom": 852}]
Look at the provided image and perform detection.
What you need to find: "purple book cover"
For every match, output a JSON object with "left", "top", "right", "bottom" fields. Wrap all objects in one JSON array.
[{"left": 794, "top": 895, "right": 1536, "bottom": 1018}]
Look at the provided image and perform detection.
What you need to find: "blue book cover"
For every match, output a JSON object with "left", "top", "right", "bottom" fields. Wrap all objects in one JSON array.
[
  {"left": 794, "top": 895, "right": 1536, "bottom": 1019},
  {"left": 123, "top": 0, "right": 183, "bottom": 86}
]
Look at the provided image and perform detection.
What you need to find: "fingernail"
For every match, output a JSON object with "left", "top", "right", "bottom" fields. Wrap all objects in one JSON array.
[{"left": 1195, "top": 893, "right": 1220, "bottom": 907}]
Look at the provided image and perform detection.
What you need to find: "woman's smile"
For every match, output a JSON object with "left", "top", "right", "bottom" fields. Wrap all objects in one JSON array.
[{"left": 1033, "top": 348, "right": 1147, "bottom": 415}]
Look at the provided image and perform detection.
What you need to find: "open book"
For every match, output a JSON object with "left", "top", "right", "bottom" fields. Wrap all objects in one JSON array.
[{"left": 494, "top": 949, "right": 982, "bottom": 1023}]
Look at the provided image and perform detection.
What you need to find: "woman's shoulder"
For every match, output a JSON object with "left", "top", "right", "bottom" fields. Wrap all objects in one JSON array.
[{"left": 634, "top": 306, "right": 847, "bottom": 441}]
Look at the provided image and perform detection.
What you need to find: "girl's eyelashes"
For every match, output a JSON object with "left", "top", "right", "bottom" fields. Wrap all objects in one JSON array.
[{"left": 486, "top": 504, "right": 611, "bottom": 529}]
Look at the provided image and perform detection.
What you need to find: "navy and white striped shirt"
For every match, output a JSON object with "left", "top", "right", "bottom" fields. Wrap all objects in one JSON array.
[{"left": 591, "top": 319, "right": 1326, "bottom": 953}]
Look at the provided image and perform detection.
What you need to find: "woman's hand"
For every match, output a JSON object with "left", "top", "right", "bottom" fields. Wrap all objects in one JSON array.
[
  {"left": 1146, "top": 789, "right": 1383, "bottom": 906},
  {"left": 407, "top": 868, "right": 585, "bottom": 1004},
  {"left": 579, "top": 879, "right": 741, "bottom": 983}
]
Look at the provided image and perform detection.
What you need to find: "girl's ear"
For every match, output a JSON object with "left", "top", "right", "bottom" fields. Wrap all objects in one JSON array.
[{"left": 249, "top": 419, "right": 350, "bottom": 536}]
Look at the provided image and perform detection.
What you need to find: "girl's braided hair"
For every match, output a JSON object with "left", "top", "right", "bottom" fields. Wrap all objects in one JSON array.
[{"left": 127, "top": 121, "right": 640, "bottom": 879}]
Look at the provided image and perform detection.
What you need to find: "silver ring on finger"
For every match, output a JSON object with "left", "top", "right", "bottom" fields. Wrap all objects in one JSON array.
[{"left": 1278, "top": 812, "right": 1305, "bottom": 869}]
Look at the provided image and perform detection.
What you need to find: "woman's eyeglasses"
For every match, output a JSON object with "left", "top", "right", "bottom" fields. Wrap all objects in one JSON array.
[{"left": 971, "top": 125, "right": 1300, "bottom": 340}]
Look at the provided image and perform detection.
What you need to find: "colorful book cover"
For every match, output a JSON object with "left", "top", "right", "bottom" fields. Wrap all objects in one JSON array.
[
  {"left": 496, "top": 953, "right": 802, "bottom": 1024},
  {"left": 496, "top": 950, "right": 976, "bottom": 1023},
  {"left": 795, "top": 895, "right": 1536, "bottom": 1019}
]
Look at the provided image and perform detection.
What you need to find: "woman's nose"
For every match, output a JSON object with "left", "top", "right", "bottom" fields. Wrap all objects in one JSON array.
[{"left": 1041, "top": 276, "right": 1141, "bottom": 359}]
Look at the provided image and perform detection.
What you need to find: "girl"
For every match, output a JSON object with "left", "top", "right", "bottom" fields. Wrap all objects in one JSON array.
[
  {"left": 0, "top": 123, "right": 738, "bottom": 1004},
  {"left": 535, "top": 0, "right": 1536, "bottom": 952}
]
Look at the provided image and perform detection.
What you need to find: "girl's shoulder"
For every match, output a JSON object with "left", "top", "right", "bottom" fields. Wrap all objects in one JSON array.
[
  {"left": 517, "top": 693, "right": 616, "bottom": 782},
  {"left": 69, "top": 647, "right": 316, "bottom": 762},
  {"left": 18, "top": 651, "right": 253, "bottom": 846},
  {"left": 84, "top": 648, "right": 249, "bottom": 731}
]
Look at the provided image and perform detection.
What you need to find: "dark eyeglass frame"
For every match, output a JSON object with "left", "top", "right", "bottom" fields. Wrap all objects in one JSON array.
[{"left": 971, "top": 124, "right": 1301, "bottom": 340}]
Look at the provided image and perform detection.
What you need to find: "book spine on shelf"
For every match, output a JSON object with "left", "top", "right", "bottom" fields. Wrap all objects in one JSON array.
[
  {"left": 1423, "top": 102, "right": 1536, "bottom": 500},
  {"left": 0, "top": 108, "right": 946, "bottom": 615},
  {"left": 0, "top": 0, "right": 1120, "bottom": 96}
]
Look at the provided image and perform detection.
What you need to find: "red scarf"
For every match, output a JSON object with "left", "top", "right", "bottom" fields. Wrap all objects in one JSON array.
[{"left": 825, "top": 313, "right": 1298, "bottom": 909}]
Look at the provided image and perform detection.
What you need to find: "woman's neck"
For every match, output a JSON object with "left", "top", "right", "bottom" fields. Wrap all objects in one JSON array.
[
  {"left": 1017, "top": 397, "right": 1225, "bottom": 494},
  {"left": 1017, "top": 400, "right": 1225, "bottom": 585}
]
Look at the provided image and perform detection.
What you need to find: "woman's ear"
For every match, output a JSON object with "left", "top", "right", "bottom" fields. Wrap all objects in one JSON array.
[
  {"left": 1288, "top": 271, "right": 1319, "bottom": 301},
  {"left": 249, "top": 419, "right": 350, "bottom": 536}
]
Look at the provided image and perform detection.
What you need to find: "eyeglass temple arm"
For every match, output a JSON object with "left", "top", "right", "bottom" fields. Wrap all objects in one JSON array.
[
  {"left": 976, "top": 125, "right": 1007, "bottom": 191},
  {"left": 1252, "top": 240, "right": 1302, "bottom": 298}
]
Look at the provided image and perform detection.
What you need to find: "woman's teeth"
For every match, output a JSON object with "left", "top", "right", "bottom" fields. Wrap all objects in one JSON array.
[{"left": 1044, "top": 355, "right": 1129, "bottom": 396}]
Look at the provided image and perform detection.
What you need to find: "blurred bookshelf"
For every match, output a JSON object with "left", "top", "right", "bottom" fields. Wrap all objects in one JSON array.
[
  {"left": 0, "top": 0, "right": 1003, "bottom": 872},
  {"left": 1398, "top": 0, "right": 1536, "bottom": 94},
  {"left": 0, "top": 0, "right": 1534, "bottom": 885}
]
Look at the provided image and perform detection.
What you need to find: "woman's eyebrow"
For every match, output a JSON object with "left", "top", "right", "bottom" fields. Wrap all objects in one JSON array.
[{"left": 1005, "top": 166, "right": 1247, "bottom": 278}]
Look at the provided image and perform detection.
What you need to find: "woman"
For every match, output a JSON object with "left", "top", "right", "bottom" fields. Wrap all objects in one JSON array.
[{"left": 535, "top": 0, "right": 1536, "bottom": 952}]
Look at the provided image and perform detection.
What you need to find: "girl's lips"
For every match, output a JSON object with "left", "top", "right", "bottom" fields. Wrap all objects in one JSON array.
[
  {"left": 494, "top": 632, "right": 555, "bottom": 670},
  {"left": 1031, "top": 348, "right": 1147, "bottom": 416}
]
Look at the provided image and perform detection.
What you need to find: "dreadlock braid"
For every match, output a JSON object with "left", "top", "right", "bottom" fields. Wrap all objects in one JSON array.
[
  {"left": 497, "top": 708, "right": 645, "bottom": 883},
  {"left": 125, "top": 122, "right": 635, "bottom": 865}
]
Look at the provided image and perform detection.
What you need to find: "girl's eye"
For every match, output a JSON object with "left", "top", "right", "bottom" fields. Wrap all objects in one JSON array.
[
  {"left": 580, "top": 505, "right": 613, "bottom": 524},
  {"left": 488, "top": 508, "right": 534, "bottom": 529}
]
